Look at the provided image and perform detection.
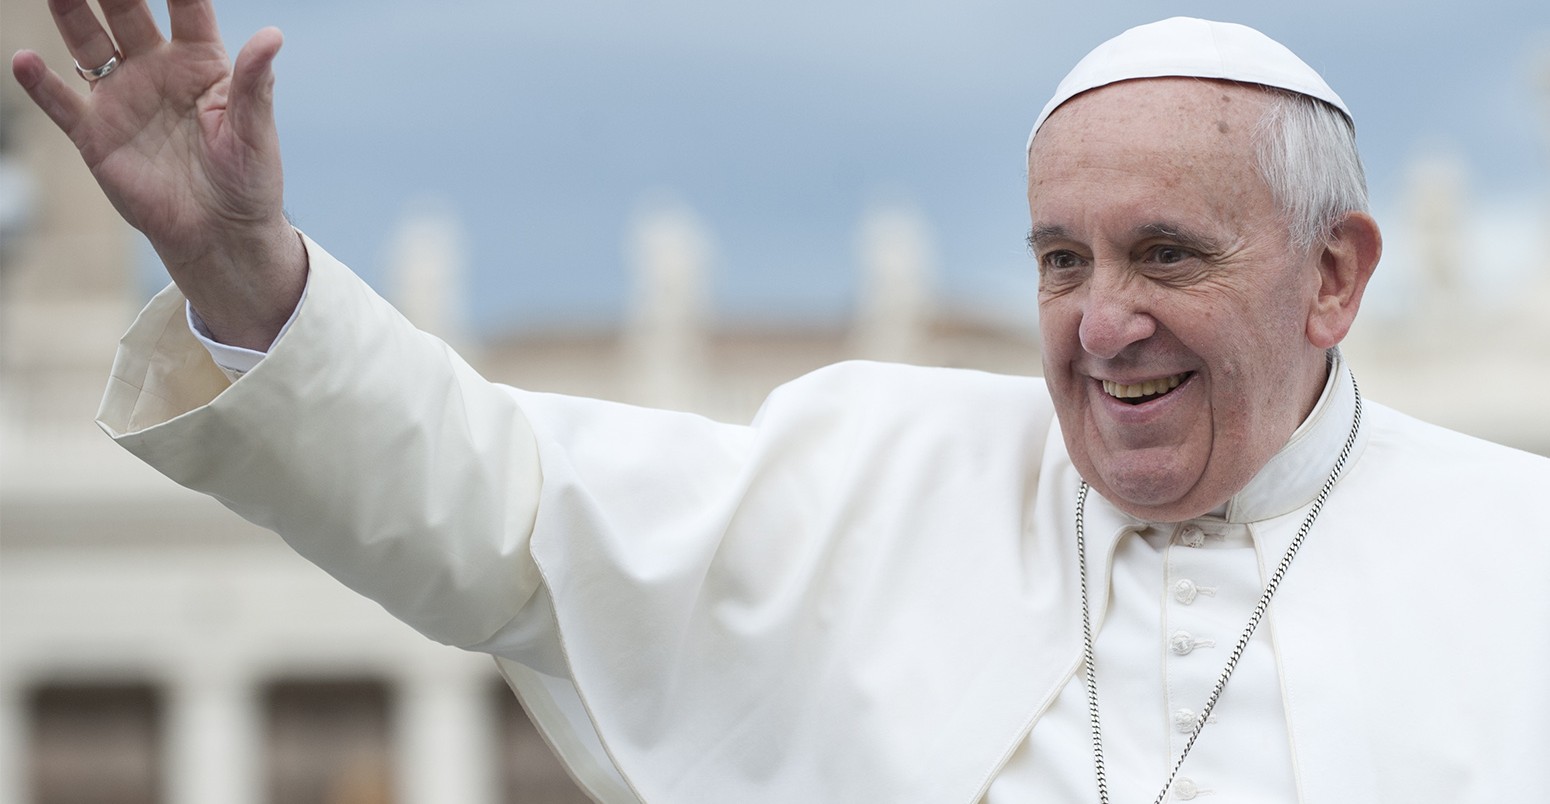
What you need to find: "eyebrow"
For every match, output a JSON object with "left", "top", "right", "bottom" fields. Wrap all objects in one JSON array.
[
  {"left": 1024, "top": 222, "right": 1229, "bottom": 254},
  {"left": 1025, "top": 225, "right": 1070, "bottom": 252},
  {"left": 1131, "top": 222, "right": 1228, "bottom": 254}
]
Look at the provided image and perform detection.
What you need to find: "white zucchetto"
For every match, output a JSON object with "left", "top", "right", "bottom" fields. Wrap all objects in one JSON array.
[{"left": 1028, "top": 17, "right": 1350, "bottom": 152}]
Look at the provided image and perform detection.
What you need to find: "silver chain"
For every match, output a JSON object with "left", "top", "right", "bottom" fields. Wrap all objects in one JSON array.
[{"left": 1075, "top": 372, "right": 1362, "bottom": 804}]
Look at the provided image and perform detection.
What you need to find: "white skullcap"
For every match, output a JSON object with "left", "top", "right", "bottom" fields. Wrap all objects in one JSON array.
[{"left": 1027, "top": 17, "right": 1350, "bottom": 152}]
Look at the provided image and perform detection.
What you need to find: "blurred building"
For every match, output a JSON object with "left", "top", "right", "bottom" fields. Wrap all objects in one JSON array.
[
  {"left": 1340, "top": 153, "right": 1550, "bottom": 455},
  {"left": 2, "top": 6, "right": 1548, "bottom": 804}
]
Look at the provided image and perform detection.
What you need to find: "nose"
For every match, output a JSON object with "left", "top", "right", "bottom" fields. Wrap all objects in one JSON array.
[{"left": 1077, "top": 270, "right": 1156, "bottom": 359}]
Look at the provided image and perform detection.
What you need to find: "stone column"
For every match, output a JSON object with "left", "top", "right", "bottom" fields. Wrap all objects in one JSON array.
[
  {"left": 388, "top": 196, "right": 479, "bottom": 363},
  {"left": 624, "top": 192, "right": 712, "bottom": 411},
  {"left": 0, "top": 678, "right": 28, "bottom": 804},
  {"left": 167, "top": 669, "right": 261, "bottom": 804},
  {"left": 396, "top": 655, "right": 498, "bottom": 804},
  {"left": 851, "top": 200, "right": 935, "bottom": 364}
]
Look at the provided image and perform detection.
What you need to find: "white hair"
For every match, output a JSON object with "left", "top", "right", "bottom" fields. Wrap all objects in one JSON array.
[{"left": 1253, "top": 90, "right": 1370, "bottom": 253}]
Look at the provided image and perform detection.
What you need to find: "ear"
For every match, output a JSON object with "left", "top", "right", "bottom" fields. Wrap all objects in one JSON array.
[{"left": 1306, "top": 211, "right": 1382, "bottom": 349}]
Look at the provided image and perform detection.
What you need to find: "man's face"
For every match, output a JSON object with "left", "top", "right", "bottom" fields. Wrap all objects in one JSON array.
[{"left": 1028, "top": 79, "right": 1331, "bottom": 522}]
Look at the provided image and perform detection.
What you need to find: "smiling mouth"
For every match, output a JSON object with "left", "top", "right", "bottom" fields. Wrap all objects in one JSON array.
[{"left": 1101, "top": 372, "right": 1191, "bottom": 405}]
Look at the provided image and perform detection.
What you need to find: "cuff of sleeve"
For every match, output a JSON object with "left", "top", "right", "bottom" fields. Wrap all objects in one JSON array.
[{"left": 187, "top": 285, "right": 308, "bottom": 381}]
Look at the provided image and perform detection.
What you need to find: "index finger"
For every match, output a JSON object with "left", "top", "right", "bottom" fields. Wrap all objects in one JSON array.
[
  {"left": 168, "top": 0, "right": 221, "bottom": 44},
  {"left": 11, "top": 51, "right": 88, "bottom": 135}
]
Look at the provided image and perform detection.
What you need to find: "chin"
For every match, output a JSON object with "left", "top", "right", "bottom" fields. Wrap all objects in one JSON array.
[
  {"left": 1065, "top": 429, "right": 1227, "bottom": 522},
  {"left": 1093, "top": 466, "right": 1217, "bottom": 523}
]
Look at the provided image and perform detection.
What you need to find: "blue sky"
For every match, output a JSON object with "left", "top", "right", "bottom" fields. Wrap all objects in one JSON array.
[{"left": 148, "top": 0, "right": 1550, "bottom": 334}]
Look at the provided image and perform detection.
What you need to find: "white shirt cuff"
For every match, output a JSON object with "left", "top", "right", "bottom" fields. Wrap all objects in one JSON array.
[{"left": 187, "top": 289, "right": 306, "bottom": 381}]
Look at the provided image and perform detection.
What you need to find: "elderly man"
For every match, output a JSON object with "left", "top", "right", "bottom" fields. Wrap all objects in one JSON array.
[{"left": 13, "top": 3, "right": 1550, "bottom": 801}]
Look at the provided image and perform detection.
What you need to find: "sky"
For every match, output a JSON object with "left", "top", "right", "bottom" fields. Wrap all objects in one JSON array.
[{"left": 127, "top": 0, "right": 1550, "bottom": 335}]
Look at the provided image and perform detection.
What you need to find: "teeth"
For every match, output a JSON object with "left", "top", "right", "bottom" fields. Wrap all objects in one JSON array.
[{"left": 1103, "top": 373, "right": 1186, "bottom": 400}]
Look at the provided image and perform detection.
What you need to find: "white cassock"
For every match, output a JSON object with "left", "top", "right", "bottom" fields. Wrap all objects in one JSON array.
[{"left": 99, "top": 237, "right": 1550, "bottom": 803}]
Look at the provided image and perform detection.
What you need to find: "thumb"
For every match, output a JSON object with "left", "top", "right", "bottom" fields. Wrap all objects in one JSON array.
[{"left": 228, "top": 27, "right": 284, "bottom": 147}]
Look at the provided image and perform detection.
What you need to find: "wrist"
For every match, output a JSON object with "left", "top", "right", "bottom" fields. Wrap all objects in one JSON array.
[{"left": 177, "top": 224, "right": 309, "bottom": 351}]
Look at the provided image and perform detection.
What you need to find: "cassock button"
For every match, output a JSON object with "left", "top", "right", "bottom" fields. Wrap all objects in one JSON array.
[
  {"left": 1170, "top": 630, "right": 1213, "bottom": 655},
  {"left": 1176, "top": 524, "right": 1207, "bottom": 548},
  {"left": 1173, "top": 777, "right": 1201, "bottom": 800},
  {"left": 1173, "top": 708, "right": 1216, "bottom": 733}
]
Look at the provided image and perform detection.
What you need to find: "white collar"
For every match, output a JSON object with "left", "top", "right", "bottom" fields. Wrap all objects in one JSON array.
[{"left": 1222, "top": 351, "right": 1367, "bottom": 524}]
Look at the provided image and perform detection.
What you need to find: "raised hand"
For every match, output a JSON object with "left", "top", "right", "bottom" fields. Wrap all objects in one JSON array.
[{"left": 12, "top": 0, "right": 306, "bottom": 350}]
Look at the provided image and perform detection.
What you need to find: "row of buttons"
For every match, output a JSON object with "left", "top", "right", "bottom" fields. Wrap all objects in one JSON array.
[{"left": 1170, "top": 523, "right": 1223, "bottom": 801}]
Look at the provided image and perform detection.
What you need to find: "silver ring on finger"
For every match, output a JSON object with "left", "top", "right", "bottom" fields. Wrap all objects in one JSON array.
[{"left": 74, "top": 52, "right": 122, "bottom": 83}]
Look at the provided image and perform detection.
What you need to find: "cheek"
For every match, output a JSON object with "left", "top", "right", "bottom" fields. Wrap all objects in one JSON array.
[
  {"left": 1036, "top": 302, "right": 1082, "bottom": 378},
  {"left": 1037, "top": 293, "right": 1082, "bottom": 345},
  {"left": 1192, "top": 277, "right": 1307, "bottom": 376},
  {"left": 1202, "top": 322, "right": 1307, "bottom": 441}
]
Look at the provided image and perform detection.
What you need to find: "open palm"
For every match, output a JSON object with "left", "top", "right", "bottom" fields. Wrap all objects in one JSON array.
[{"left": 13, "top": 0, "right": 304, "bottom": 349}]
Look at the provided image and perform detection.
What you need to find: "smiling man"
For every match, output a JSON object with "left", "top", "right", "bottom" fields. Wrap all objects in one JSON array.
[
  {"left": 1028, "top": 73, "right": 1379, "bottom": 523},
  {"left": 14, "top": 5, "right": 1550, "bottom": 803}
]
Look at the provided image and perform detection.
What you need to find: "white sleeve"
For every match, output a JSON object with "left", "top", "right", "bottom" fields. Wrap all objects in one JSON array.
[
  {"left": 101, "top": 234, "right": 636, "bottom": 801},
  {"left": 99, "top": 233, "right": 547, "bottom": 654},
  {"left": 186, "top": 286, "right": 306, "bottom": 382}
]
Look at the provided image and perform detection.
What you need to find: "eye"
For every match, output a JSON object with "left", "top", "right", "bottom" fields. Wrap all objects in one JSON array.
[
  {"left": 1147, "top": 245, "right": 1194, "bottom": 264},
  {"left": 1040, "top": 250, "right": 1086, "bottom": 272}
]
